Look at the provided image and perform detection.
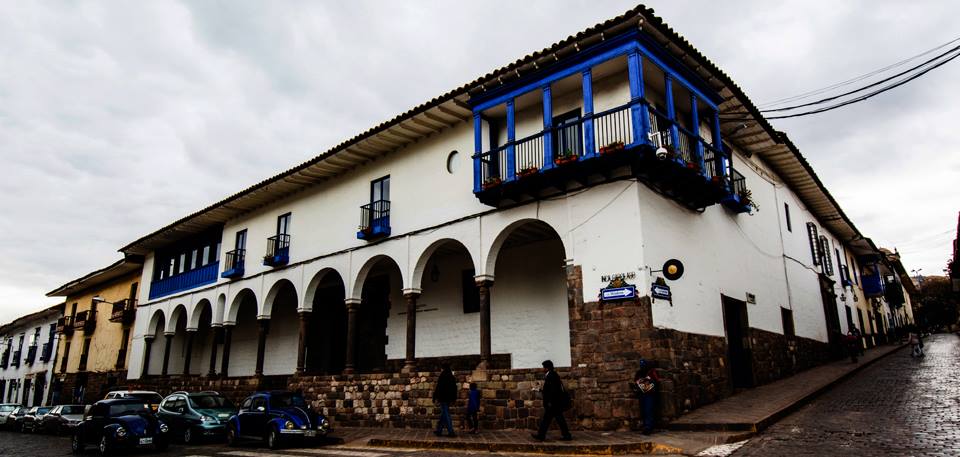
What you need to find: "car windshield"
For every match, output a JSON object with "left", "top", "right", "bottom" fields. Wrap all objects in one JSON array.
[
  {"left": 37, "top": 407, "right": 51, "bottom": 415},
  {"left": 189, "top": 395, "right": 234, "bottom": 409},
  {"left": 271, "top": 393, "right": 307, "bottom": 408},
  {"left": 109, "top": 403, "right": 151, "bottom": 417},
  {"left": 61, "top": 406, "right": 85, "bottom": 414},
  {"left": 0, "top": 405, "right": 16, "bottom": 412},
  {"left": 127, "top": 393, "right": 163, "bottom": 403}
]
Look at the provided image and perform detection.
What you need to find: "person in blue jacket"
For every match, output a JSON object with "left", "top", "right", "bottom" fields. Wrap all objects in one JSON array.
[{"left": 465, "top": 382, "right": 480, "bottom": 434}]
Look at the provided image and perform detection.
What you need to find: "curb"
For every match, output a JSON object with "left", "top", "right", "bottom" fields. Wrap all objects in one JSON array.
[
  {"left": 668, "top": 344, "right": 907, "bottom": 435},
  {"left": 367, "top": 438, "right": 670, "bottom": 455}
]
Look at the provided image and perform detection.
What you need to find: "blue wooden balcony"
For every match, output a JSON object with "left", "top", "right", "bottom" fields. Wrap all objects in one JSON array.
[
  {"left": 720, "top": 169, "right": 753, "bottom": 214},
  {"left": 221, "top": 249, "right": 245, "bottom": 279},
  {"left": 149, "top": 261, "right": 219, "bottom": 299},
  {"left": 861, "top": 273, "right": 885, "bottom": 298},
  {"left": 263, "top": 234, "right": 290, "bottom": 267},
  {"left": 357, "top": 200, "right": 391, "bottom": 241}
]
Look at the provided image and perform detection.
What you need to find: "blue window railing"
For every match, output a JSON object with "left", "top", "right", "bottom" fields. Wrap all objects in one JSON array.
[
  {"left": 149, "top": 261, "right": 220, "bottom": 299},
  {"left": 221, "top": 249, "right": 245, "bottom": 279},
  {"left": 263, "top": 235, "right": 290, "bottom": 267},
  {"left": 358, "top": 200, "right": 391, "bottom": 240}
]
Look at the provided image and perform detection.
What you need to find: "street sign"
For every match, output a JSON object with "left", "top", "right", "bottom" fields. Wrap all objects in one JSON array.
[
  {"left": 651, "top": 283, "right": 672, "bottom": 300},
  {"left": 601, "top": 286, "right": 636, "bottom": 301}
]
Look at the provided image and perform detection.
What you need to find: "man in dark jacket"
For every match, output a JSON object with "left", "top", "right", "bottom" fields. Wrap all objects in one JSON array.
[
  {"left": 632, "top": 359, "right": 660, "bottom": 435},
  {"left": 433, "top": 364, "right": 458, "bottom": 437},
  {"left": 532, "top": 360, "right": 572, "bottom": 441}
]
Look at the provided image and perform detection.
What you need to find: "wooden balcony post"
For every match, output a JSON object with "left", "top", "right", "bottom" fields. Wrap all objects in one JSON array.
[
  {"left": 664, "top": 74, "right": 680, "bottom": 150},
  {"left": 402, "top": 290, "right": 421, "bottom": 373},
  {"left": 473, "top": 113, "right": 483, "bottom": 192},
  {"left": 506, "top": 99, "right": 517, "bottom": 180},
  {"left": 296, "top": 311, "right": 310, "bottom": 375},
  {"left": 255, "top": 319, "right": 270, "bottom": 376},
  {"left": 542, "top": 84, "right": 554, "bottom": 168},
  {"left": 627, "top": 50, "right": 649, "bottom": 145},
  {"left": 691, "top": 95, "right": 705, "bottom": 171},
  {"left": 582, "top": 68, "right": 596, "bottom": 158},
  {"left": 475, "top": 276, "right": 494, "bottom": 370}
]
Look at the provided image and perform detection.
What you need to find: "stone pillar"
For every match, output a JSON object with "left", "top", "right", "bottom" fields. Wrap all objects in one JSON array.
[
  {"left": 255, "top": 319, "right": 270, "bottom": 377},
  {"left": 343, "top": 299, "right": 361, "bottom": 375},
  {"left": 475, "top": 276, "right": 494, "bottom": 370},
  {"left": 141, "top": 337, "right": 154, "bottom": 378},
  {"left": 182, "top": 330, "right": 196, "bottom": 375},
  {"left": 207, "top": 326, "right": 222, "bottom": 377},
  {"left": 402, "top": 289, "right": 421, "bottom": 373},
  {"left": 220, "top": 325, "right": 234, "bottom": 377},
  {"left": 160, "top": 332, "right": 174, "bottom": 376},
  {"left": 296, "top": 311, "right": 311, "bottom": 375}
]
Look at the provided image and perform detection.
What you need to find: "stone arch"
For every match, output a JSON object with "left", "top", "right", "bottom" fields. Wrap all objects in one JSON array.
[
  {"left": 411, "top": 238, "right": 479, "bottom": 291},
  {"left": 226, "top": 288, "right": 257, "bottom": 324},
  {"left": 484, "top": 218, "right": 568, "bottom": 276},
  {"left": 262, "top": 278, "right": 298, "bottom": 318},
  {"left": 352, "top": 254, "right": 405, "bottom": 299},
  {"left": 214, "top": 293, "right": 226, "bottom": 325},
  {"left": 167, "top": 304, "right": 188, "bottom": 334},
  {"left": 304, "top": 269, "right": 348, "bottom": 374},
  {"left": 147, "top": 309, "right": 166, "bottom": 338},
  {"left": 303, "top": 268, "right": 348, "bottom": 312},
  {"left": 189, "top": 299, "right": 213, "bottom": 330}
]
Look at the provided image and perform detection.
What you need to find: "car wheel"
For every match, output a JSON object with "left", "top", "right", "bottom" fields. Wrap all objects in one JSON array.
[
  {"left": 183, "top": 427, "right": 193, "bottom": 444},
  {"left": 267, "top": 428, "right": 281, "bottom": 450},
  {"left": 226, "top": 426, "right": 238, "bottom": 447},
  {"left": 99, "top": 436, "right": 111, "bottom": 455},
  {"left": 71, "top": 434, "right": 85, "bottom": 454}
]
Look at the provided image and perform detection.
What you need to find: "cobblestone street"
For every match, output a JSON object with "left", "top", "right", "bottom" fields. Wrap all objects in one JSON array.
[{"left": 733, "top": 333, "right": 960, "bottom": 456}]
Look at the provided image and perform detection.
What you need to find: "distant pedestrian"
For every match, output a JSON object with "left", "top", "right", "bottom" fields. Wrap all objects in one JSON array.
[
  {"left": 531, "top": 360, "right": 572, "bottom": 441},
  {"left": 909, "top": 327, "right": 925, "bottom": 358},
  {"left": 845, "top": 330, "right": 860, "bottom": 363},
  {"left": 432, "top": 364, "right": 458, "bottom": 437},
  {"left": 464, "top": 382, "right": 480, "bottom": 434},
  {"left": 631, "top": 359, "right": 660, "bottom": 435},
  {"left": 850, "top": 327, "right": 864, "bottom": 356}
]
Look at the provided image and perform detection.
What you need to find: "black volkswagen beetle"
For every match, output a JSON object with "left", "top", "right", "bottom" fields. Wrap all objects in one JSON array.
[{"left": 72, "top": 399, "right": 170, "bottom": 454}]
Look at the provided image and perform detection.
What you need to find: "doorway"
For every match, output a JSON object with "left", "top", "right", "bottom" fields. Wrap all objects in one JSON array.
[
  {"left": 721, "top": 296, "right": 753, "bottom": 389},
  {"left": 819, "top": 275, "right": 842, "bottom": 357}
]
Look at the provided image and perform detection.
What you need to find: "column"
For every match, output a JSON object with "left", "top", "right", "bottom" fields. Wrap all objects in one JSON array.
[
  {"left": 690, "top": 95, "right": 705, "bottom": 171},
  {"left": 505, "top": 99, "right": 516, "bottom": 180},
  {"left": 475, "top": 276, "right": 494, "bottom": 370},
  {"left": 542, "top": 85, "right": 554, "bottom": 169},
  {"left": 207, "top": 326, "right": 222, "bottom": 377},
  {"left": 255, "top": 319, "right": 270, "bottom": 377},
  {"left": 582, "top": 68, "right": 596, "bottom": 157},
  {"left": 664, "top": 74, "right": 680, "bottom": 151},
  {"left": 182, "top": 330, "right": 196, "bottom": 375},
  {"left": 627, "top": 50, "right": 649, "bottom": 145},
  {"left": 402, "top": 290, "right": 421, "bottom": 373},
  {"left": 296, "top": 311, "right": 311, "bottom": 375},
  {"left": 160, "top": 332, "right": 173, "bottom": 376},
  {"left": 473, "top": 113, "right": 483, "bottom": 192},
  {"left": 220, "top": 325, "right": 233, "bottom": 377},
  {"left": 140, "top": 337, "right": 154, "bottom": 378},
  {"left": 343, "top": 299, "right": 361, "bottom": 375}
]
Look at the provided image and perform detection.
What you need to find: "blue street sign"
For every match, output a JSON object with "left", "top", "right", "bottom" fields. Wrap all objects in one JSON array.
[
  {"left": 601, "top": 285, "right": 636, "bottom": 301},
  {"left": 651, "top": 283, "right": 671, "bottom": 300}
]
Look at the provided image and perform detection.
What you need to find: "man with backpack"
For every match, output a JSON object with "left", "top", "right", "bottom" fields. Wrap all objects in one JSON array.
[{"left": 531, "top": 359, "right": 573, "bottom": 441}]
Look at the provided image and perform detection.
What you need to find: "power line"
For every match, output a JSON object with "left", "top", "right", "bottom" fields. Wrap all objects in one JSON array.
[{"left": 759, "top": 35, "right": 960, "bottom": 108}]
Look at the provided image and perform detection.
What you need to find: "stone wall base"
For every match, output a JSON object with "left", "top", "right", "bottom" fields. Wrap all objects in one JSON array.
[{"left": 53, "top": 370, "right": 128, "bottom": 405}]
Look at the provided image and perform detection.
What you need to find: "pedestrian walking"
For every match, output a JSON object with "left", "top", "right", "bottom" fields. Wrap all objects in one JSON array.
[
  {"left": 531, "top": 360, "right": 572, "bottom": 441},
  {"left": 909, "top": 327, "right": 925, "bottom": 358},
  {"left": 464, "top": 382, "right": 480, "bottom": 434},
  {"left": 851, "top": 326, "right": 864, "bottom": 356},
  {"left": 630, "top": 359, "right": 660, "bottom": 435},
  {"left": 432, "top": 364, "right": 458, "bottom": 437},
  {"left": 845, "top": 330, "right": 860, "bottom": 363}
]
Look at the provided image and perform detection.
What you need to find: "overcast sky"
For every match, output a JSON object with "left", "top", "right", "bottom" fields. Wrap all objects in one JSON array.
[{"left": 1, "top": 1, "right": 957, "bottom": 324}]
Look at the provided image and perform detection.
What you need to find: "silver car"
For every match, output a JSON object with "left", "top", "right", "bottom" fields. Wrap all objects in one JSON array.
[
  {"left": 41, "top": 404, "right": 88, "bottom": 434},
  {"left": 0, "top": 403, "right": 19, "bottom": 428}
]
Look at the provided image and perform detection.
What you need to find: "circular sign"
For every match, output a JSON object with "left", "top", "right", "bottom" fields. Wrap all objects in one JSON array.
[{"left": 663, "top": 259, "right": 684, "bottom": 281}]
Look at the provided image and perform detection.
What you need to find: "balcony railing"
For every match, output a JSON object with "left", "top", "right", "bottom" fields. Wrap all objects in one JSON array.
[
  {"left": 221, "top": 249, "right": 246, "bottom": 279},
  {"left": 11, "top": 350, "right": 21, "bottom": 368},
  {"left": 720, "top": 168, "right": 753, "bottom": 213},
  {"left": 149, "top": 261, "right": 220, "bottom": 299},
  {"left": 40, "top": 342, "right": 52, "bottom": 363},
  {"left": 72, "top": 310, "right": 96, "bottom": 333},
  {"left": 357, "top": 200, "right": 391, "bottom": 240},
  {"left": 24, "top": 345, "right": 37, "bottom": 365},
  {"left": 56, "top": 316, "right": 74, "bottom": 335},
  {"left": 0, "top": 350, "right": 9, "bottom": 369},
  {"left": 263, "top": 234, "right": 291, "bottom": 267},
  {"left": 861, "top": 273, "right": 885, "bottom": 298},
  {"left": 109, "top": 299, "right": 137, "bottom": 324}
]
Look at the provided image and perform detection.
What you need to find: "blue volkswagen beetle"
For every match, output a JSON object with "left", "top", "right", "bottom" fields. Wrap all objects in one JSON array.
[
  {"left": 226, "top": 391, "right": 331, "bottom": 449},
  {"left": 71, "top": 399, "right": 170, "bottom": 454}
]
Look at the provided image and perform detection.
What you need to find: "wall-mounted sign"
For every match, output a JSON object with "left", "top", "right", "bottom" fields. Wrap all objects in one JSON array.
[
  {"left": 601, "top": 272, "right": 636, "bottom": 283},
  {"left": 746, "top": 292, "right": 756, "bottom": 304},
  {"left": 651, "top": 283, "right": 672, "bottom": 300},
  {"left": 601, "top": 286, "right": 637, "bottom": 301}
]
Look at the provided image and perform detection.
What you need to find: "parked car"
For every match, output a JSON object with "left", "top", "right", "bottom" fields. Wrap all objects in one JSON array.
[
  {"left": 226, "top": 391, "right": 331, "bottom": 449},
  {"left": 157, "top": 391, "right": 237, "bottom": 444},
  {"left": 103, "top": 390, "right": 164, "bottom": 412},
  {"left": 5, "top": 406, "right": 27, "bottom": 432},
  {"left": 0, "top": 403, "right": 20, "bottom": 428},
  {"left": 21, "top": 406, "right": 53, "bottom": 433},
  {"left": 71, "top": 399, "right": 169, "bottom": 454},
  {"left": 41, "top": 404, "right": 89, "bottom": 435}
]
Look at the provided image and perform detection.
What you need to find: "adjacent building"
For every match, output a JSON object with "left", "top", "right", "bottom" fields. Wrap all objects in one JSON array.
[
  {"left": 46, "top": 256, "right": 143, "bottom": 404},
  {"left": 0, "top": 304, "right": 63, "bottom": 406},
  {"left": 101, "top": 5, "right": 918, "bottom": 429}
]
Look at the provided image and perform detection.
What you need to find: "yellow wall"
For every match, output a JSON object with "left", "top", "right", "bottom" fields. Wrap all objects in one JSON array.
[{"left": 57, "top": 270, "right": 141, "bottom": 374}]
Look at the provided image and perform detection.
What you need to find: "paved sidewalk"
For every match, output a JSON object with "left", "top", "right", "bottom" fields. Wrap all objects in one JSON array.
[
  {"left": 668, "top": 342, "right": 905, "bottom": 433},
  {"left": 330, "top": 343, "right": 904, "bottom": 455}
]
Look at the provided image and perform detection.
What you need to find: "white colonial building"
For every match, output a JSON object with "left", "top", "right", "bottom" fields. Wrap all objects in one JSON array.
[
  {"left": 0, "top": 304, "right": 63, "bottom": 406},
  {"left": 117, "top": 6, "right": 912, "bottom": 428}
]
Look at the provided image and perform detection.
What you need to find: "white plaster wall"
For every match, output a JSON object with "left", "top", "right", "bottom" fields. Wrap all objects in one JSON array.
[{"left": 0, "top": 313, "right": 59, "bottom": 406}]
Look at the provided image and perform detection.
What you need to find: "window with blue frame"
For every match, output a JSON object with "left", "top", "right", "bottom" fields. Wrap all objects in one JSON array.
[
  {"left": 358, "top": 176, "right": 391, "bottom": 240},
  {"left": 553, "top": 109, "right": 583, "bottom": 159}
]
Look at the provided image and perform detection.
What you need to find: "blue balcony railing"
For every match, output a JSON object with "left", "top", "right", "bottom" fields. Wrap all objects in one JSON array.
[
  {"left": 720, "top": 169, "right": 753, "bottom": 213},
  {"left": 358, "top": 200, "right": 391, "bottom": 240},
  {"left": 263, "top": 234, "right": 290, "bottom": 267},
  {"left": 149, "top": 261, "right": 220, "bottom": 299},
  {"left": 221, "top": 249, "right": 245, "bottom": 279},
  {"left": 861, "top": 273, "right": 885, "bottom": 298}
]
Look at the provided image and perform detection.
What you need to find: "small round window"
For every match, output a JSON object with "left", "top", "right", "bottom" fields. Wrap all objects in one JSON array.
[{"left": 446, "top": 150, "right": 460, "bottom": 174}]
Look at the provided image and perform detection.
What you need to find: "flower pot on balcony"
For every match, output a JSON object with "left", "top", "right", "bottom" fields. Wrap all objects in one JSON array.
[
  {"left": 553, "top": 155, "right": 579, "bottom": 166},
  {"left": 482, "top": 177, "right": 502, "bottom": 190},
  {"left": 517, "top": 166, "right": 539, "bottom": 178},
  {"left": 599, "top": 141, "right": 625, "bottom": 155}
]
